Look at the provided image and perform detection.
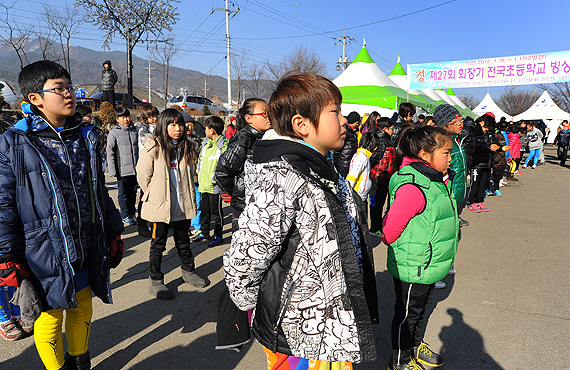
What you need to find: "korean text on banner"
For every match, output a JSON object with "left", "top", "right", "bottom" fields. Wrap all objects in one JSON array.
[{"left": 408, "top": 50, "right": 570, "bottom": 89}]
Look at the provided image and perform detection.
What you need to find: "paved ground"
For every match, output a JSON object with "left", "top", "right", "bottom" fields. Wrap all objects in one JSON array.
[{"left": 1, "top": 147, "right": 569, "bottom": 369}]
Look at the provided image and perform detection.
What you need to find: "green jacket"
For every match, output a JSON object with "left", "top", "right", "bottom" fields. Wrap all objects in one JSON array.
[
  {"left": 387, "top": 162, "right": 459, "bottom": 285},
  {"left": 450, "top": 136, "right": 467, "bottom": 203},
  {"left": 198, "top": 135, "right": 228, "bottom": 194}
]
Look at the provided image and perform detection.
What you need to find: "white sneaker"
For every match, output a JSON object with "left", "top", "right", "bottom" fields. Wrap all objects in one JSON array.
[
  {"left": 448, "top": 268, "right": 456, "bottom": 275},
  {"left": 499, "top": 179, "right": 506, "bottom": 187},
  {"left": 434, "top": 280, "right": 446, "bottom": 289}
]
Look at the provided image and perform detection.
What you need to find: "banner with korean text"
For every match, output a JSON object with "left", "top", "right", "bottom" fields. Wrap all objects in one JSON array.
[{"left": 407, "top": 50, "right": 570, "bottom": 90}]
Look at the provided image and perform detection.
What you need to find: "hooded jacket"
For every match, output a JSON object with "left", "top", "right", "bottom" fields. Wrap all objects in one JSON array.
[
  {"left": 106, "top": 123, "right": 138, "bottom": 177},
  {"left": 101, "top": 63, "right": 118, "bottom": 91},
  {"left": 0, "top": 115, "right": 123, "bottom": 310},
  {"left": 224, "top": 130, "right": 378, "bottom": 363}
]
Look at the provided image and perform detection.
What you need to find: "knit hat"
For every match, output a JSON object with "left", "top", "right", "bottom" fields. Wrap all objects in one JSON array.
[
  {"left": 346, "top": 111, "right": 361, "bottom": 125},
  {"left": 433, "top": 104, "right": 460, "bottom": 126}
]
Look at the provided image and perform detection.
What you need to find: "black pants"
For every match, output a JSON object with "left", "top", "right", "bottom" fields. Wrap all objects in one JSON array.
[
  {"left": 391, "top": 278, "right": 435, "bottom": 365},
  {"left": 102, "top": 89, "right": 116, "bottom": 107},
  {"left": 489, "top": 165, "right": 505, "bottom": 192},
  {"left": 468, "top": 168, "right": 490, "bottom": 204},
  {"left": 117, "top": 175, "right": 137, "bottom": 219},
  {"left": 369, "top": 181, "right": 389, "bottom": 233},
  {"left": 149, "top": 220, "right": 195, "bottom": 281},
  {"left": 200, "top": 192, "right": 223, "bottom": 238},
  {"left": 231, "top": 208, "right": 242, "bottom": 233},
  {"left": 558, "top": 145, "right": 569, "bottom": 165}
]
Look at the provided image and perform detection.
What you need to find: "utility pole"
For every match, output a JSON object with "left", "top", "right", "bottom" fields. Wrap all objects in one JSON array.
[
  {"left": 204, "top": 78, "right": 210, "bottom": 97},
  {"left": 334, "top": 30, "right": 355, "bottom": 72},
  {"left": 215, "top": 0, "right": 238, "bottom": 110},
  {"left": 145, "top": 59, "right": 157, "bottom": 103}
]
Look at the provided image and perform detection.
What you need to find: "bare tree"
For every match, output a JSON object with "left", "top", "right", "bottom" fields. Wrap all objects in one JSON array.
[
  {"left": 76, "top": 0, "right": 179, "bottom": 108},
  {"left": 458, "top": 93, "right": 479, "bottom": 110},
  {"left": 0, "top": 1, "right": 32, "bottom": 69},
  {"left": 34, "top": 26, "right": 59, "bottom": 61},
  {"left": 149, "top": 37, "right": 179, "bottom": 108},
  {"left": 231, "top": 48, "right": 249, "bottom": 106},
  {"left": 496, "top": 86, "right": 535, "bottom": 117},
  {"left": 245, "top": 61, "right": 266, "bottom": 98},
  {"left": 537, "top": 83, "right": 570, "bottom": 112},
  {"left": 42, "top": 3, "right": 85, "bottom": 72},
  {"left": 265, "top": 45, "right": 328, "bottom": 88}
]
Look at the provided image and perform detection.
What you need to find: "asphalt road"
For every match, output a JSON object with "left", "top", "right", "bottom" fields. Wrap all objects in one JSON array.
[{"left": 1, "top": 147, "right": 568, "bottom": 369}]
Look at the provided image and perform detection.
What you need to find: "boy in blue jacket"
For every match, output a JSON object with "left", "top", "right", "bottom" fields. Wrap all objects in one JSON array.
[{"left": 0, "top": 60, "right": 124, "bottom": 370}]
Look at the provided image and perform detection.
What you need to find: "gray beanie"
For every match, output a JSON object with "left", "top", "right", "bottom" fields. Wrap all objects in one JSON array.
[{"left": 433, "top": 104, "right": 460, "bottom": 127}]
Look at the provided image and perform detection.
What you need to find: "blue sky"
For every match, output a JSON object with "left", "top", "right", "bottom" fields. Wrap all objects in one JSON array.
[{"left": 6, "top": 0, "right": 570, "bottom": 101}]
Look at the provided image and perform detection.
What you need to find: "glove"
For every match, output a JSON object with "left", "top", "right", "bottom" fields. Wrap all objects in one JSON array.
[
  {"left": 108, "top": 236, "right": 124, "bottom": 269},
  {"left": 220, "top": 193, "right": 231, "bottom": 203},
  {"left": 0, "top": 254, "right": 29, "bottom": 287}
]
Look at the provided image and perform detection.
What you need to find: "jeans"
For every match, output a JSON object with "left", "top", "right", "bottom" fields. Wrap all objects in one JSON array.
[
  {"left": 116, "top": 175, "right": 137, "bottom": 219},
  {"left": 524, "top": 148, "right": 541, "bottom": 166},
  {"left": 190, "top": 185, "right": 201, "bottom": 231}
]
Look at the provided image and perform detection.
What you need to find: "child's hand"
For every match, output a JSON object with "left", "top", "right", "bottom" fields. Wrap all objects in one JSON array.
[
  {"left": 490, "top": 144, "right": 500, "bottom": 151},
  {"left": 0, "top": 255, "right": 29, "bottom": 287},
  {"left": 502, "top": 145, "right": 510, "bottom": 151},
  {"left": 108, "top": 236, "right": 124, "bottom": 269}
]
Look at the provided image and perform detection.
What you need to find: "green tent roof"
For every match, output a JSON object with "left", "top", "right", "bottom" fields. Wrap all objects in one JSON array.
[
  {"left": 351, "top": 47, "right": 375, "bottom": 64},
  {"left": 338, "top": 85, "right": 427, "bottom": 110},
  {"left": 446, "top": 88, "right": 457, "bottom": 96},
  {"left": 389, "top": 61, "right": 406, "bottom": 76}
]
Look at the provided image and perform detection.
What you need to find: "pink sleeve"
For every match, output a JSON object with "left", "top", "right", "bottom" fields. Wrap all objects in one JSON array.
[{"left": 382, "top": 184, "right": 426, "bottom": 245}]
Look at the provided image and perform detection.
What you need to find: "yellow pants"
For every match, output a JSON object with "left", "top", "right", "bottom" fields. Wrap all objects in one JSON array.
[{"left": 34, "top": 286, "right": 93, "bottom": 370}]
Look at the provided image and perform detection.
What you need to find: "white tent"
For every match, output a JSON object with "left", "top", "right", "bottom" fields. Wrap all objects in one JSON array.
[
  {"left": 473, "top": 93, "right": 512, "bottom": 121},
  {"left": 514, "top": 90, "right": 570, "bottom": 142}
]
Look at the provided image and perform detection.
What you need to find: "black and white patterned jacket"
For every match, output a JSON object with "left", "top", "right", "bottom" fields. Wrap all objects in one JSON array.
[{"left": 223, "top": 130, "right": 378, "bottom": 363}]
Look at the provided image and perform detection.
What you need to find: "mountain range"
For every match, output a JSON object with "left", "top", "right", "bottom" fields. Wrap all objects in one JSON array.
[{"left": 0, "top": 39, "right": 273, "bottom": 105}]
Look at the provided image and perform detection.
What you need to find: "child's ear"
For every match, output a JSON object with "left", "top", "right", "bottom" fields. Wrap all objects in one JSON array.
[
  {"left": 291, "top": 114, "right": 311, "bottom": 138},
  {"left": 28, "top": 92, "right": 42, "bottom": 108},
  {"left": 418, "top": 149, "right": 430, "bottom": 162}
]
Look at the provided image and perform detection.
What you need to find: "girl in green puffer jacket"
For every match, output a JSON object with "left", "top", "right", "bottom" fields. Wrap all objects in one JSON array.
[{"left": 382, "top": 126, "right": 459, "bottom": 370}]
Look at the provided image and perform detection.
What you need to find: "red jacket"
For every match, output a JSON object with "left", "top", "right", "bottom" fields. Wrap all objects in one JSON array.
[{"left": 507, "top": 132, "right": 521, "bottom": 159}]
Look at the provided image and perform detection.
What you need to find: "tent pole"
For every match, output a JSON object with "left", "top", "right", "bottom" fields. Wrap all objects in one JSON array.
[{"left": 407, "top": 90, "right": 409, "bottom": 102}]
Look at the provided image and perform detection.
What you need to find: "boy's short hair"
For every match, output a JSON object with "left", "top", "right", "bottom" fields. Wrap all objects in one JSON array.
[
  {"left": 376, "top": 117, "right": 394, "bottom": 129},
  {"left": 476, "top": 114, "right": 496, "bottom": 131},
  {"left": 76, "top": 104, "right": 92, "bottom": 118},
  {"left": 418, "top": 114, "right": 425, "bottom": 120},
  {"left": 359, "top": 132, "right": 380, "bottom": 152},
  {"left": 115, "top": 107, "right": 130, "bottom": 117},
  {"left": 269, "top": 73, "right": 342, "bottom": 139},
  {"left": 18, "top": 60, "right": 71, "bottom": 102},
  {"left": 398, "top": 102, "right": 416, "bottom": 119},
  {"left": 204, "top": 115, "right": 225, "bottom": 135}
]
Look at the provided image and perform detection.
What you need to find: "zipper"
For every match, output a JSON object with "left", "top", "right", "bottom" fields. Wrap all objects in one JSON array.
[
  {"left": 272, "top": 280, "right": 296, "bottom": 352},
  {"left": 56, "top": 130, "right": 86, "bottom": 270},
  {"left": 425, "top": 242, "right": 433, "bottom": 270},
  {"left": 33, "top": 148, "right": 75, "bottom": 275}
]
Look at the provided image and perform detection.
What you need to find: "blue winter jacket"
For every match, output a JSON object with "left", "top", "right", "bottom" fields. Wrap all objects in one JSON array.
[{"left": 0, "top": 115, "right": 123, "bottom": 310}]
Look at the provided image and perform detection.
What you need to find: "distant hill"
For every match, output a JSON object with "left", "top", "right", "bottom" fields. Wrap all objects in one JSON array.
[{"left": 0, "top": 39, "right": 274, "bottom": 105}]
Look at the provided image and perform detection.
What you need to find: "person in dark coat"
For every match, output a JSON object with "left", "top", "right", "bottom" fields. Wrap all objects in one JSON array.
[
  {"left": 333, "top": 111, "right": 359, "bottom": 177},
  {"left": 391, "top": 102, "right": 416, "bottom": 146},
  {"left": 101, "top": 60, "right": 118, "bottom": 107}
]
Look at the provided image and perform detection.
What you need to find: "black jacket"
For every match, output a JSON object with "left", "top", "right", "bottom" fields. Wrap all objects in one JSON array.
[
  {"left": 370, "top": 128, "right": 394, "bottom": 169},
  {"left": 332, "top": 123, "right": 358, "bottom": 177},
  {"left": 469, "top": 124, "right": 493, "bottom": 169},
  {"left": 214, "top": 125, "right": 264, "bottom": 211}
]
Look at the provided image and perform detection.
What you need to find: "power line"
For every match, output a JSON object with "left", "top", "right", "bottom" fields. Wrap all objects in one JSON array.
[{"left": 234, "top": 0, "right": 456, "bottom": 40}]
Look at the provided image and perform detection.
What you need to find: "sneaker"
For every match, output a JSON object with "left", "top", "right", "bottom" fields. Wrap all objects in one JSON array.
[
  {"left": 413, "top": 341, "right": 444, "bottom": 367},
  {"left": 522, "top": 164, "right": 527, "bottom": 169},
  {"left": 467, "top": 203, "right": 481, "bottom": 213},
  {"left": 388, "top": 358, "right": 425, "bottom": 370},
  {"left": 188, "top": 229, "right": 202, "bottom": 238},
  {"left": 122, "top": 217, "right": 136, "bottom": 226},
  {"left": 499, "top": 179, "right": 507, "bottom": 187},
  {"left": 484, "top": 189, "right": 492, "bottom": 196},
  {"left": 531, "top": 165, "right": 536, "bottom": 169},
  {"left": 181, "top": 268, "right": 209, "bottom": 288},
  {"left": 208, "top": 235, "right": 223, "bottom": 247},
  {"left": 16, "top": 317, "right": 33, "bottom": 334},
  {"left": 0, "top": 320, "right": 24, "bottom": 341},
  {"left": 191, "top": 233, "right": 207, "bottom": 242},
  {"left": 138, "top": 225, "right": 152, "bottom": 237},
  {"left": 514, "top": 170, "right": 523, "bottom": 175},
  {"left": 478, "top": 202, "right": 489, "bottom": 212},
  {"left": 434, "top": 280, "right": 446, "bottom": 289},
  {"left": 149, "top": 279, "right": 174, "bottom": 300},
  {"left": 494, "top": 190, "right": 502, "bottom": 197},
  {"left": 448, "top": 267, "right": 456, "bottom": 275},
  {"left": 459, "top": 217, "right": 469, "bottom": 227}
]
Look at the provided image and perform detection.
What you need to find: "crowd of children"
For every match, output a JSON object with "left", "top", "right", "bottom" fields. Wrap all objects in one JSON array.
[{"left": 0, "top": 60, "right": 559, "bottom": 370}]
